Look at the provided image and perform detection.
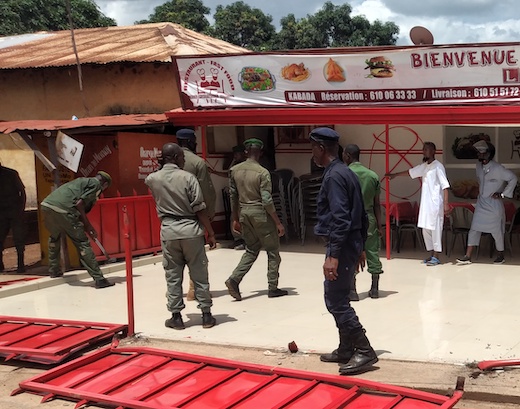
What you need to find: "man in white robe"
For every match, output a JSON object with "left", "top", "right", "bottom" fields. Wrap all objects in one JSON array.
[
  {"left": 457, "top": 141, "right": 517, "bottom": 264},
  {"left": 386, "top": 142, "right": 451, "bottom": 266}
]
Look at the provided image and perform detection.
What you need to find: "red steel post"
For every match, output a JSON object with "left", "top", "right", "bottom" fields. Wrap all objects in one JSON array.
[
  {"left": 385, "top": 123, "right": 391, "bottom": 260},
  {"left": 123, "top": 205, "right": 135, "bottom": 337}
]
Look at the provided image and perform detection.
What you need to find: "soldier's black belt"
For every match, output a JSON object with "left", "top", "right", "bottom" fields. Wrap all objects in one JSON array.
[{"left": 163, "top": 214, "right": 198, "bottom": 221}]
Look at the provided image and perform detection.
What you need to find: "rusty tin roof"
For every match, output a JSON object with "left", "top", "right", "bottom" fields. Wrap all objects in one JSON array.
[
  {"left": 0, "top": 23, "right": 249, "bottom": 69},
  {"left": 0, "top": 113, "right": 168, "bottom": 134}
]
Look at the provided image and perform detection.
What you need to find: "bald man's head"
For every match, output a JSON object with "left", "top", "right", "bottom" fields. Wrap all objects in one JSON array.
[{"left": 161, "top": 143, "right": 185, "bottom": 169}]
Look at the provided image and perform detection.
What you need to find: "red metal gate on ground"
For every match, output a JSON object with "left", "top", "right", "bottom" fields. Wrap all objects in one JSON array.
[
  {"left": 14, "top": 344, "right": 464, "bottom": 409},
  {"left": 0, "top": 316, "right": 127, "bottom": 364}
]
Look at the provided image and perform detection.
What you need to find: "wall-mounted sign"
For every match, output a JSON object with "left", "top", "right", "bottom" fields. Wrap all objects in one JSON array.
[
  {"left": 175, "top": 43, "right": 520, "bottom": 108},
  {"left": 56, "top": 131, "right": 84, "bottom": 173}
]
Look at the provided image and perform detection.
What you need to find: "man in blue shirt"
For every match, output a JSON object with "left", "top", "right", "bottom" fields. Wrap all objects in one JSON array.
[{"left": 310, "top": 127, "right": 378, "bottom": 375}]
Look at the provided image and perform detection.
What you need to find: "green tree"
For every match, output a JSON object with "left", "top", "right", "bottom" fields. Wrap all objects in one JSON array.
[
  {"left": 364, "top": 19, "right": 400, "bottom": 46},
  {"left": 0, "top": 0, "right": 115, "bottom": 36},
  {"left": 273, "top": 1, "right": 399, "bottom": 50},
  {"left": 213, "top": 1, "right": 276, "bottom": 51},
  {"left": 274, "top": 14, "right": 298, "bottom": 50},
  {"left": 136, "top": 0, "right": 211, "bottom": 33}
]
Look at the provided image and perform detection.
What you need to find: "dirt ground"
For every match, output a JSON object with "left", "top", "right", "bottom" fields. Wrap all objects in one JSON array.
[{"left": 1, "top": 244, "right": 43, "bottom": 275}]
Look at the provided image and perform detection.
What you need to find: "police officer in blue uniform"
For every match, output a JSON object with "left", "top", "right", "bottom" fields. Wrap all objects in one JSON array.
[{"left": 310, "top": 127, "right": 378, "bottom": 375}]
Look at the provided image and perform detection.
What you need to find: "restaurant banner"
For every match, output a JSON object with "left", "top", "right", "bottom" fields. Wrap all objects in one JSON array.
[{"left": 175, "top": 44, "right": 520, "bottom": 108}]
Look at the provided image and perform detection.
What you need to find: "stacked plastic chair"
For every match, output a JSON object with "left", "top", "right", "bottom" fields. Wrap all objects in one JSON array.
[
  {"left": 221, "top": 187, "right": 232, "bottom": 240},
  {"left": 298, "top": 173, "right": 323, "bottom": 245},
  {"left": 270, "top": 172, "right": 290, "bottom": 242},
  {"left": 272, "top": 169, "right": 296, "bottom": 235},
  {"left": 289, "top": 176, "right": 301, "bottom": 237}
]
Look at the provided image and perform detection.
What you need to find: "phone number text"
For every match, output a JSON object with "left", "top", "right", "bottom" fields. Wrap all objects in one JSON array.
[{"left": 284, "top": 86, "right": 520, "bottom": 104}]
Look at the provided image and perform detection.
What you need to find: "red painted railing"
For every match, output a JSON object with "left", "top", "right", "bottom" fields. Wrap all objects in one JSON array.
[{"left": 88, "top": 195, "right": 161, "bottom": 260}]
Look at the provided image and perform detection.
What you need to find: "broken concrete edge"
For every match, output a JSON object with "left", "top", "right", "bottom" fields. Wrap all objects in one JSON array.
[{"left": 0, "top": 254, "right": 164, "bottom": 298}]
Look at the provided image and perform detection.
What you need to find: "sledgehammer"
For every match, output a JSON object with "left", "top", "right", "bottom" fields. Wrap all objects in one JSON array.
[{"left": 93, "top": 237, "right": 117, "bottom": 263}]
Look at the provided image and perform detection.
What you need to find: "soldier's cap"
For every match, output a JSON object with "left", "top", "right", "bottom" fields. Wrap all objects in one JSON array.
[
  {"left": 96, "top": 171, "right": 112, "bottom": 187},
  {"left": 473, "top": 140, "right": 492, "bottom": 153},
  {"left": 243, "top": 138, "right": 264, "bottom": 149},
  {"left": 232, "top": 144, "right": 246, "bottom": 153},
  {"left": 309, "top": 127, "right": 340, "bottom": 143},
  {"left": 176, "top": 128, "right": 196, "bottom": 140}
]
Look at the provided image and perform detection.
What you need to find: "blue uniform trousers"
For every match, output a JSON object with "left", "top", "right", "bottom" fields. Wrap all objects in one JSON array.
[{"left": 324, "top": 230, "right": 364, "bottom": 333}]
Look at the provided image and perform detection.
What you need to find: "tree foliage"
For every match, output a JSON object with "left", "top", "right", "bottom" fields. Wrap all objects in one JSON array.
[
  {"left": 136, "top": 0, "right": 211, "bottom": 33},
  {"left": 213, "top": 1, "right": 276, "bottom": 51},
  {"left": 0, "top": 0, "right": 399, "bottom": 50},
  {"left": 273, "top": 2, "right": 399, "bottom": 50},
  {"left": 0, "top": 0, "right": 115, "bottom": 36}
]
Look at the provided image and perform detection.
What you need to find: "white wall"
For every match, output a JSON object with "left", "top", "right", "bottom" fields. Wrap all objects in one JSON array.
[{"left": 274, "top": 124, "right": 443, "bottom": 203}]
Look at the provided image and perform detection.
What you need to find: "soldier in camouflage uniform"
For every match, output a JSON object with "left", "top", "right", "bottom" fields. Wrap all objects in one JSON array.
[
  {"left": 343, "top": 144, "right": 383, "bottom": 299},
  {"left": 225, "top": 138, "right": 288, "bottom": 301},
  {"left": 40, "top": 171, "right": 114, "bottom": 289}
]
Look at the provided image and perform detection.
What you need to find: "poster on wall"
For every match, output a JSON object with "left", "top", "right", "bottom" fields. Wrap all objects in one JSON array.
[
  {"left": 117, "top": 132, "right": 172, "bottom": 196},
  {"left": 497, "top": 127, "right": 520, "bottom": 164},
  {"left": 56, "top": 131, "right": 84, "bottom": 173},
  {"left": 444, "top": 126, "right": 496, "bottom": 165}
]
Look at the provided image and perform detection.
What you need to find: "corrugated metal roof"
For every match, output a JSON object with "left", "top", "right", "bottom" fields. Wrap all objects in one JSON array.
[
  {"left": 0, "top": 23, "right": 249, "bottom": 69},
  {"left": 0, "top": 113, "right": 168, "bottom": 134}
]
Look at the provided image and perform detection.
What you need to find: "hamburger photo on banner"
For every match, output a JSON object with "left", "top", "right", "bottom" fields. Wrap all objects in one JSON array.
[{"left": 365, "top": 56, "right": 395, "bottom": 78}]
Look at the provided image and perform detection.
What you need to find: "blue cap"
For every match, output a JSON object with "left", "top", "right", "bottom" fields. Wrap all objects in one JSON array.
[
  {"left": 309, "top": 127, "right": 339, "bottom": 143},
  {"left": 176, "top": 128, "right": 196, "bottom": 140}
]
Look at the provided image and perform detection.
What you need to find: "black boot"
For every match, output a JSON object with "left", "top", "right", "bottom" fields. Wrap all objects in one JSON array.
[
  {"left": 339, "top": 329, "right": 378, "bottom": 375},
  {"left": 95, "top": 278, "right": 115, "bottom": 288},
  {"left": 320, "top": 329, "right": 354, "bottom": 364},
  {"left": 349, "top": 274, "right": 359, "bottom": 301},
  {"left": 165, "top": 312, "right": 185, "bottom": 330},
  {"left": 202, "top": 312, "right": 216, "bottom": 328},
  {"left": 0, "top": 253, "right": 4, "bottom": 271},
  {"left": 16, "top": 251, "right": 25, "bottom": 273},
  {"left": 225, "top": 278, "right": 242, "bottom": 301},
  {"left": 368, "top": 274, "right": 380, "bottom": 299}
]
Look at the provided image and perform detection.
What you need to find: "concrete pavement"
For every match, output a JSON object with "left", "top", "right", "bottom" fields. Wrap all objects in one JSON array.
[{"left": 1, "top": 241, "right": 520, "bottom": 406}]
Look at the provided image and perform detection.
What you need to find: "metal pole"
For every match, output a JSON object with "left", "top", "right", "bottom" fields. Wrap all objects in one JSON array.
[
  {"left": 123, "top": 205, "right": 135, "bottom": 336},
  {"left": 385, "top": 124, "right": 391, "bottom": 260}
]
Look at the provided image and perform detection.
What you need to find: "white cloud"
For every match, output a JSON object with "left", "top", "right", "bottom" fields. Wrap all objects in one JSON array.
[
  {"left": 352, "top": 0, "right": 520, "bottom": 45},
  {"left": 97, "top": 0, "right": 164, "bottom": 26}
]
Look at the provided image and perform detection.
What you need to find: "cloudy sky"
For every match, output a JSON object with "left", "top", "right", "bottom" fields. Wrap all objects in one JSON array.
[{"left": 96, "top": 0, "right": 520, "bottom": 45}]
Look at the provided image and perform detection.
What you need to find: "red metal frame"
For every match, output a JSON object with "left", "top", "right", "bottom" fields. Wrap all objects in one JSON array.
[
  {"left": 478, "top": 359, "right": 520, "bottom": 371},
  {"left": 165, "top": 105, "right": 520, "bottom": 126},
  {"left": 123, "top": 206, "right": 136, "bottom": 337},
  {"left": 14, "top": 345, "right": 464, "bottom": 408},
  {"left": 0, "top": 316, "right": 127, "bottom": 364},
  {"left": 88, "top": 195, "right": 161, "bottom": 261},
  {"left": 0, "top": 277, "right": 39, "bottom": 288}
]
